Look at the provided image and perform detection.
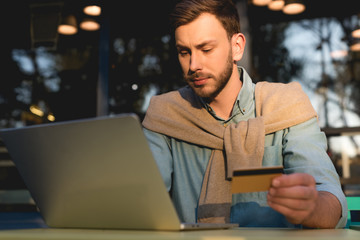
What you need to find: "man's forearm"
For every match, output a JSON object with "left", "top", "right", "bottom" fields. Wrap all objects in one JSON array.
[{"left": 302, "top": 191, "right": 342, "bottom": 228}]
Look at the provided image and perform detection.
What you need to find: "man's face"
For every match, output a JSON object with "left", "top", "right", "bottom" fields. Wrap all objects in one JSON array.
[{"left": 175, "top": 13, "right": 235, "bottom": 100}]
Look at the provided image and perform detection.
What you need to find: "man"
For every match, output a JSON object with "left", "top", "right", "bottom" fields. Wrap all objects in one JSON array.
[{"left": 142, "top": 0, "right": 347, "bottom": 228}]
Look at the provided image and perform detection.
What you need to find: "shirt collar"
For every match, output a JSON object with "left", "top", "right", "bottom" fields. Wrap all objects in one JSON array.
[{"left": 236, "top": 66, "right": 255, "bottom": 116}]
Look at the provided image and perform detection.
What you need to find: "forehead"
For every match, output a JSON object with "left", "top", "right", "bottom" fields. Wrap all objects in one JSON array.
[{"left": 174, "top": 13, "right": 228, "bottom": 45}]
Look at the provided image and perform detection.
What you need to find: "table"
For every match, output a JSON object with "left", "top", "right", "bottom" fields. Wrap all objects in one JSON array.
[
  {"left": 0, "top": 227, "right": 359, "bottom": 240},
  {"left": 1, "top": 212, "right": 359, "bottom": 240}
]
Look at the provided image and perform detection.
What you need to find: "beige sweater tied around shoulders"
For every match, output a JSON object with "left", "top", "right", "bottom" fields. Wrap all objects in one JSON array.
[{"left": 142, "top": 81, "right": 317, "bottom": 223}]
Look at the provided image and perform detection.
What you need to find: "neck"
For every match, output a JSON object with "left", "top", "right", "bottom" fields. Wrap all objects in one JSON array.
[{"left": 209, "top": 66, "right": 242, "bottom": 120}]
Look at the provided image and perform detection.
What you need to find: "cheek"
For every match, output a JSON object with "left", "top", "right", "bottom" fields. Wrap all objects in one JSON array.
[
  {"left": 178, "top": 57, "right": 189, "bottom": 74},
  {"left": 208, "top": 51, "right": 230, "bottom": 69}
]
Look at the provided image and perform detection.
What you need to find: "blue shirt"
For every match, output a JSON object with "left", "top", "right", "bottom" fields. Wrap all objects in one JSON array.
[{"left": 143, "top": 67, "right": 347, "bottom": 228}]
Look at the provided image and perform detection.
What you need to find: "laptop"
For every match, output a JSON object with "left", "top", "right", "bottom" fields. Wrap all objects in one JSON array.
[{"left": 0, "top": 113, "right": 238, "bottom": 231}]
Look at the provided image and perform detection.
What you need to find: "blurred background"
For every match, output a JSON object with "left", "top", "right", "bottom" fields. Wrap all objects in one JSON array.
[{"left": 0, "top": 0, "right": 359, "bottom": 213}]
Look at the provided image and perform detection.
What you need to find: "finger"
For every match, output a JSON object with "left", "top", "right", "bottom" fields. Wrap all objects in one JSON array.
[
  {"left": 272, "top": 173, "right": 316, "bottom": 188},
  {"left": 267, "top": 200, "right": 310, "bottom": 225},
  {"left": 267, "top": 192, "right": 316, "bottom": 210},
  {"left": 268, "top": 185, "right": 317, "bottom": 200}
]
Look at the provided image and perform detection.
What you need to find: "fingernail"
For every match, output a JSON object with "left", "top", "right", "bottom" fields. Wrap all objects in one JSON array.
[{"left": 272, "top": 179, "right": 280, "bottom": 187}]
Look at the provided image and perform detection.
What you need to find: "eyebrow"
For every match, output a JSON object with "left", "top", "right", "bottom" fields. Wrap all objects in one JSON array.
[{"left": 176, "top": 40, "right": 218, "bottom": 50}]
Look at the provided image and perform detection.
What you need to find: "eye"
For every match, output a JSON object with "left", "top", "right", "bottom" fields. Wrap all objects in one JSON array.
[
  {"left": 178, "top": 50, "right": 189, "bottom": 57},
  {"left": 202, "top": 48, "right": 212, "bottom": 54}
]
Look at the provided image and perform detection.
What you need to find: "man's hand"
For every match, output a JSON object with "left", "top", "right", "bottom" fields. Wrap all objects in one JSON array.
[{"left": 267, "top": 173, "right": 341, "bottom": 228}]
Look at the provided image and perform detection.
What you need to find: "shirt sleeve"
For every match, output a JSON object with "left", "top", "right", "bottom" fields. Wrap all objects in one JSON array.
[
  {"left": 282, "top": 117, "right": 348, "bottom": 228},
  {"left": 143, "top": 127, "right": 173, "bottom": 192}
]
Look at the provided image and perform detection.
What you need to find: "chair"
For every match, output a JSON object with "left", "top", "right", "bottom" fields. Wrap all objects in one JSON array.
[
  {"left": 0, "top": 138, "right": 45, "bottom": 229},
  {"left": 346, "top": 196, "right": 360, "bottom": 228},
  {"left": 0, "top": 138, "right": 36, "bottom": 212}
]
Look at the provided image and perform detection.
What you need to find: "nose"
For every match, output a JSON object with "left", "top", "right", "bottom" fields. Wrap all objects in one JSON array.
[{"left": 189, "top": 52, "right": 202, "bottom": 73}]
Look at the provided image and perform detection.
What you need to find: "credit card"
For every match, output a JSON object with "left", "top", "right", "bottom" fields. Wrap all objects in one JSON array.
[{"left": 231, "top": 166, "right": 284, "bottom": 194}]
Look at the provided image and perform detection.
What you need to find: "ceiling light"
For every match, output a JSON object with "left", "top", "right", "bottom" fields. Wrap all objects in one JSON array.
[
  {"left": 83, "top": 5, "right": 101, "bottom": 16},
  {"left": 252, "top": 0, "right": 272, "bottom": 7},
  {"left": 47, "top": 113, "right": 55, "bottom": 122},
  {"left": 352, "top": 28, "right": 360, "bottom": 38},
  {"left": 350, "top": 42, "right": 360, "bottom": 52},
  {"left": 30, "top": 105, "right": 44, "bottom": 117},
  {"left": 58, "top": 15, "right": 77, "bottom": 35},
  {"left": 268, "top": 0, "right": 285, "bottom": 11},
  {"left": 330, "top": 50, "right": 348, "bottom": 59},
  {"left": 80, "top": 18, "right": 100, "bottom": 31},
  {"left": 283, "top": 0, "right": 305, "bottom": 15}
]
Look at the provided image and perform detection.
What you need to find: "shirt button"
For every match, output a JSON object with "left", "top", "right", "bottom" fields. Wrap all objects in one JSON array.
[{"left": 243, "top": 108, "right": 246, "bottom": 112}]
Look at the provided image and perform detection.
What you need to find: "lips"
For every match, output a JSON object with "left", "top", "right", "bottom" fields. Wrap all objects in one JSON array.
[
  {"left": 185, "top": 72, "right": 212, "bottom": 86},
  {"left": 193, "top": 77, "right": 208, "bottom": 86}
]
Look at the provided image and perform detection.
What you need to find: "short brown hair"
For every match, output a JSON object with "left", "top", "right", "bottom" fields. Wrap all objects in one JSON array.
[{"left": 169, "top": 0, "right": 241, "bottom": 39}]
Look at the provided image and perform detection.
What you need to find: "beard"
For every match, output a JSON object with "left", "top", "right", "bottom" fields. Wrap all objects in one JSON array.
[{"left": 184, "top": 49, "right": 234, "bottom": 100}]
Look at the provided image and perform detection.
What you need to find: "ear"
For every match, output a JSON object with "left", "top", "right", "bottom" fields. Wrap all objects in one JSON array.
[{"left": 231, "top": 33, "right": 246, "bottom": 62}]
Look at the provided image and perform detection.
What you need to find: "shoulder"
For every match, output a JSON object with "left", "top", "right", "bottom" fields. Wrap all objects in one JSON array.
[
  {"left": 254, "top": 81, "right": 317, "bottom": 133},
  {"left": 148, "top": 86, "right": 202, "bottom": 111},
  {"left": 143, "top": 86, "right": 201, "bottom": 130},
  {"left": 254, "top": 81, "right": 311, "bottom": 115},
  {"left": 149, "top": 86, "right": 192, "bottom": 104},
  {"left": 255, "top": 81, "right": 304, "bottom": 101}
]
